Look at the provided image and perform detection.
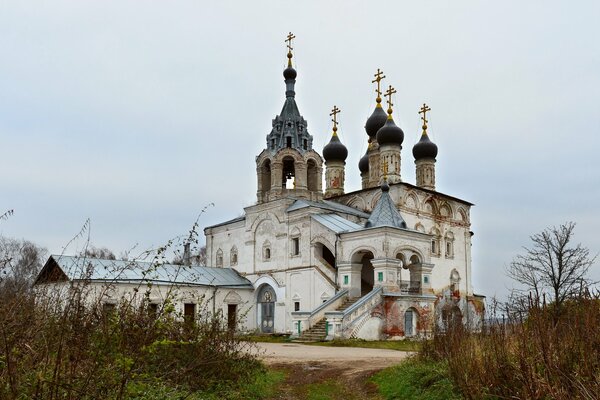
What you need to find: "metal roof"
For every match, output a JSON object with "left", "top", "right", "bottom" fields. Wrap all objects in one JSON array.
[
  {"left": 38, "top": 255, "right": 254, "bottom": 288},
  {"left": 312, "top": 214, "right": 362, "bottom": 233},
  {"left": 287, "top": 199, "right": 370, "bottom": 218},
  {"left": 365, "top": 184, "right": 407, "bottom": 229}
]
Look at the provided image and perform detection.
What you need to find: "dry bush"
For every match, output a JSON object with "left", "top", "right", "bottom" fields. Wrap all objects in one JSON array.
[
  {"left": 0, "top": 272, "right": 259, "bottom": 400},
  {"left": 422, "top": 293, "right": 600, "bottom": 399}
]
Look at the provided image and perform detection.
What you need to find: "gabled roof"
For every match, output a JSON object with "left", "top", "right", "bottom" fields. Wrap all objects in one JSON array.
[
  {"left": 365, "top": 184, "right": 407, "bottom": 229},
  {"left": 35, "top": 255, "right": 253, "bottom": 288},
  {"left": 312, "top": 214, "right": 362, "bottom": 233},
  {"left": 287, "top": 199, "right": 370, "bottom": 219}
]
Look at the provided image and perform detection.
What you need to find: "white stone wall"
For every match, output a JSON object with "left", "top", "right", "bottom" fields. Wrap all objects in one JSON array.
[{"left": 36, "top": 280, "right": 256, "bottom": 331}]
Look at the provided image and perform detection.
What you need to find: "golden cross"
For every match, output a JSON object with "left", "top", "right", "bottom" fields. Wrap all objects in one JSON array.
[
  {"left": 419, "top": 103, "right": 431, "bottom": 125},
  {"left": 285, "top": 32, "right": 296, "bottom": 52},
  {"left": 384, "top": 85, "right": 397, "bottom": 115},
  {"left": 330, "top": 105, "right": 341, "bottom": 132},
  {"left": 371, "top": 68, "right": 386, "bottom": 102}
]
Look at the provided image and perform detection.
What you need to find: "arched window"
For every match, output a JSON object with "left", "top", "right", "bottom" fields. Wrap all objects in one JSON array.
[
  {"left": 282, "top": 156, "right": 295, "bottom": 189},
  {"left": 230, "top": 246, "right": 238, "bottom": 266},
  {"left": 216, "top": 249, "right": 223, "bottom": 267},
  {"left": 260, "top": 159, "right": 271, "bottom": 193},
  {"left": 445, "top": 232, "right": 455, "bottom": 258},
  {"left": 307, "top": 159, "right": 319, "bottom": 192},
  {"left": 430, "top": 228, "right": 441, "bottom": 257},
  {"left": 450, "top": 269, "right": 461, "bottom": 293},
  {"left": 263, "top": 241, "right": 271, "bottom": 261}
]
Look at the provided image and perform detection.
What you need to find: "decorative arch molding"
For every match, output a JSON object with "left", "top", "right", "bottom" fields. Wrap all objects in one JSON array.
[
  {"left": 254, "top": 275, "right": 285, "bottom": 303},
  {"left": 392, "top": 245, "right": 425, "bottom": 264},
  {"left": 439, "top": 202, "right": 454, "bottom": 219},
  {"left": 272, "top": 147, "right": 304, "bottom": 164},
  {"left": 290, "top": 226, "right": 301, "bottom": 237},
  {"left": 423, "top": 196, "right": 439, "bottom": 215},
  {"left": 303, "top": 149, "right": 324, "bottom": 164},
  {"left": 403, "top": 192, "right": 420, "bottom": 211},
  {"left": 457, "top": 207, "right": 469, "bottom": 224},
  {"left": 429, "top": 227, "right": 442, "bottom": 236},
  {"left": 255, "top": 149, "right": 271, "bottom": 166},
  {"left": 250, "top": 212, "right": 282, "bottom": 233},
  {"left": 347, "top": 195, "right": 367, "bottom": 211},
  {"left": 370, "top": 192, "right": 382, "bottom": 210},
  {"left": 223, "top": 290, "right": 242, "bottom": 304},
  {"left": 414, "top": 223, "right": 426, "bottom": 233},
  {"left": 349, "top": 246, "right": 379, "bottom": 263},
  {"left": 310, "top": 235, "right": 335, "bottom": 253}
]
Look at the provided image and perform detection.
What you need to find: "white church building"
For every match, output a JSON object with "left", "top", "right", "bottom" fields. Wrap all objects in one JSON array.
[
  {"left": 35, "top": 35, "right": 484, "bottom": 340},
  {"left": 203, "top": 36, "right": 484, "bottom": 340}
]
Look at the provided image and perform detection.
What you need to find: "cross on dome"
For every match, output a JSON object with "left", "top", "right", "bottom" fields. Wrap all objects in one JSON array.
[
  {"left": 330, "top": 105, "right": 341, "bottom": 134},
  {"left": 419, "top": 103, "right": 431, "bottom": 131},
  {"left": 384, "top": 85, "right": 397, "bottom": 116},
  {"left": 372, "top": 69, "right": 386, "bottom": 105}
]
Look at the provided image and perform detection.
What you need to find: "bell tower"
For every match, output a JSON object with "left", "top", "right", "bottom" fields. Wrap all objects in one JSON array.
[{"left": 256, "top": 33, "right": 323, "bottom": 204}]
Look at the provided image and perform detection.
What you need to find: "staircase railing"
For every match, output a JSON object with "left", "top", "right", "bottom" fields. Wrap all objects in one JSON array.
[
  {"left": 290, "top": 289, "right": 348, "bottom": 338},
  {"left": 324, "top": 286, "right": 383, "bottom": 339}
]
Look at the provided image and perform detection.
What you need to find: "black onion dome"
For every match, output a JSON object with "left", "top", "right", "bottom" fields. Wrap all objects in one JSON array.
[
  {"left": 376, "top": 117, "right": 404, "bottom": 146},
  {"left": 365, "top": 106, "right": 388, "bottom": 139},
  {"left": 323, "top": 133, "right": 348, "bottom": 162},
  {"left": 358, "top": 150, "right": 369, "bottom": 173},
  {"left": 412, "top": 132, "right": 438, "bottom": 160},
  {"left": 283, "top": 65, "right": 297, "bottom": 80}
]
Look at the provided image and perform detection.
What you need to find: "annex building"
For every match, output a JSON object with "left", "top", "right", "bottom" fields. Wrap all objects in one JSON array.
[{"left": 35, "top": 35, "right": 484, "bottom": 340}]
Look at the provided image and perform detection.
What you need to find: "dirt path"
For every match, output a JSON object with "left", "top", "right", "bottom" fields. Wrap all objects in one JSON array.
[{"left": 254, "top": 343, "right": 413, "bottom": 400}]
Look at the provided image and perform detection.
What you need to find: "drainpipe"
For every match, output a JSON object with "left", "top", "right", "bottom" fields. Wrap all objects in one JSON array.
[{"left": 334, "top": 233, "right": 340, "bottom": 289}]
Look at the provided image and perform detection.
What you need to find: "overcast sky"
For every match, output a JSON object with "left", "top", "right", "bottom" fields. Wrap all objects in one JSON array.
[{"left": 1, "top": 1, "right": 599, "bottom": 299}]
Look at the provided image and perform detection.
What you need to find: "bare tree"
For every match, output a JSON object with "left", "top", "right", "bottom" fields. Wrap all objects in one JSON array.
[
  {"left": 0, "top": 236, "right": 47, "bottom": 294},
  {"left": 507, "top": 222, "right": 596, "bottom": 314},
  {"left": 80, "top": 245, "right": 116, "bottom": 260}
]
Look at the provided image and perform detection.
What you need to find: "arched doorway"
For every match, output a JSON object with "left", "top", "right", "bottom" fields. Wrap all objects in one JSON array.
[
  {"left": 404, "top": 308, "right": 418, "bottom": 337},
  {"left": 258, "top": 285, "right": 276, "bottom": 333},
  {"left": 360, "top": 252, "right": 374, "bottom": 296},
  {"left": 442, "top": 305, "right": 463, "bottom": 330}
]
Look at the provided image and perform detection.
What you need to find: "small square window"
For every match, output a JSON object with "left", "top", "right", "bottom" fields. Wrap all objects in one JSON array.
[
  {"left": 424, "top": 276, "right": 429, "bottom": 284},
  {"left": 378, "top": 272, "right": 384, "bottom": 282},
  {"left": 343, "top": 275, "right": 349, "bottom": 285},
  {"left": 294, "top": 301, "right": 300, "bottom": 311}
]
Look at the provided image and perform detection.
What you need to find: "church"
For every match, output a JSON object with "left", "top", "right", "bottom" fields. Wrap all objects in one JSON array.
[
  {"left": 202, "top": 34, "right": 484, "bottom": 340},
  {"left": 35, "top": 34, "right": 484, "bottom": 341}
]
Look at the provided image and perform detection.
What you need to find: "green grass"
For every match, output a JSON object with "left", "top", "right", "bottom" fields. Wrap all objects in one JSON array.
[
  {"left": 126, "top": 368, "right": 285, "bottom": 399},
  {"left": 309, "top": 339, "right": 420, "bottom": 352},
  {"left": 302, "top": 379, "right": 364, "bottom": 400},
  {"left": 371, "top": 358, "right": 462, "bottom": 400},
  {"left": 241, "top": 334, "right": 292, "bottom": 343}
]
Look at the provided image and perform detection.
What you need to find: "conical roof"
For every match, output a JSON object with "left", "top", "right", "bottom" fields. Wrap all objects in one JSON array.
[{"left": 365, "top": 183, "right": 407, "bottom": 229}]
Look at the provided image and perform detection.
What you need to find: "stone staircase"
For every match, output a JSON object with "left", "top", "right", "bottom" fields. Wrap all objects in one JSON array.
[{"left": 296, "top": 297, "right": 361, "bottom": 342}]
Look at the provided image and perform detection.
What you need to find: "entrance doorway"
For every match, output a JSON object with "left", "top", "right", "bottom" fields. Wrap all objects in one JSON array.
[
  {"left": 258, "top": 285, "right": 276, "bottom": 333},
  {"left": 405, "top": 308, "right": 417, "bottom": 337},
  {"left": 360, "top": 252, "right": 374, "bottom": 296},
  {"left": 227, "top": 304, "right": 237, "bottom": 332}
]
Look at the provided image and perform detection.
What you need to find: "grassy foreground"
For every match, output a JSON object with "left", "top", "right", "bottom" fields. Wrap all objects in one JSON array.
[
  {"left": 371, "top": 358, "right": 462, "bottom": 400},
  {"left": 126, "top": 369, "right": 285, "bottom": 400}
]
